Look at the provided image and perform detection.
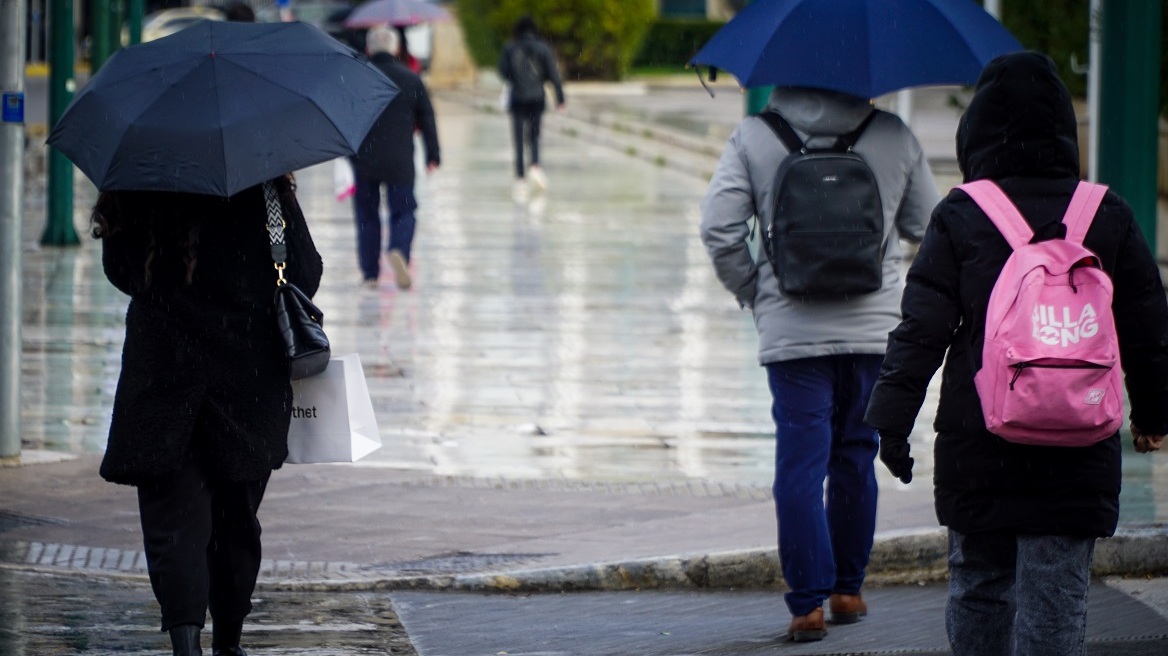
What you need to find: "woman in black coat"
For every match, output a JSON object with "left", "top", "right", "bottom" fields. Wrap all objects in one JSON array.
[
  {"left": 864, "top": 52, "right": 1168, "bottom": 656},
  {"left": 94, "top": 175, "right": 323, "bottom": 656}
]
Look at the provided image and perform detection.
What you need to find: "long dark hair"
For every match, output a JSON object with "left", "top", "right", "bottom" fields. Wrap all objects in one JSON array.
[{"left": 91, "top": 174, "right": 297, "bottom": 287}]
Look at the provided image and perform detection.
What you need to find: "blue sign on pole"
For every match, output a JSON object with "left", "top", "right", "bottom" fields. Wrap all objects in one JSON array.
[{"left": 1, "top": 93, "right": 24, "bottom": 124}]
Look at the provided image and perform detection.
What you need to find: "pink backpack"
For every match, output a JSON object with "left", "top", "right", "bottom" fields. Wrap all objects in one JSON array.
[{"left": 960, "top": 180, "right": 1122, "bottom": 447}]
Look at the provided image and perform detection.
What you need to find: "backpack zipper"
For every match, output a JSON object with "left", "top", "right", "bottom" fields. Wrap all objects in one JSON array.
[{"left": 1009, "top": 361, "right": 1108, "bottom": 390}]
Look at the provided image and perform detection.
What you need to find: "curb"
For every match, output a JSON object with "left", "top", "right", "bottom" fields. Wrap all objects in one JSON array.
[{"left": 11, "top": 525, "right": 1164, "bottom": 594}]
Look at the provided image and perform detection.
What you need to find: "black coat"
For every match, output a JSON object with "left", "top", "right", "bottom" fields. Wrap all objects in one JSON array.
[
  {"left": 865, "top": 52, "right": 1168, "bottom": 537},
  {"left": 351, "top": 52, "right": 440, "bottom": 186},
  {"left": 98, "top": 180, "right": 324, "bottom": 485},
  {"left": 498, "top": 33, "right": 565, "bottom": 108}
]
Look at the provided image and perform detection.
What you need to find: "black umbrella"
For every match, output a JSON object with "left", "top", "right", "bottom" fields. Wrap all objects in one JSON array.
[{"left": 47, "top": 20, "right": 399, "bottom": 197}]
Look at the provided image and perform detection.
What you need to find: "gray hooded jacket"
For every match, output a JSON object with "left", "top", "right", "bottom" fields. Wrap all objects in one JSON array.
[{"left": 699, "top": 87, "right": 940, "bottom": 364}]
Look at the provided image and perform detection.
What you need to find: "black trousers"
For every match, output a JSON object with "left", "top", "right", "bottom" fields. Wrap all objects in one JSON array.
[
  {"left": 509, "top": 100, "right": 545, "bottom": 178},
  {"left": 136, "top": 449, "right": 270, "bottom": 631}
]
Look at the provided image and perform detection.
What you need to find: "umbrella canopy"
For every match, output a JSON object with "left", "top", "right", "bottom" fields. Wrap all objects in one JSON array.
[
  {"left": 343, "top": 0, "right": 450, "bottom": 28},
  {"left": 47, "top": 20, "right": 399, "bottom": 197},
  {"left": 690, "top": 0, "right": 1023, "bottom": 99}
]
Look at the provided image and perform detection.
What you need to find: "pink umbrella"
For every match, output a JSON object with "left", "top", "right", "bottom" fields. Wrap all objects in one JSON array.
[{"left": 343, "top": 0, "right": 450, "bottom": 27}]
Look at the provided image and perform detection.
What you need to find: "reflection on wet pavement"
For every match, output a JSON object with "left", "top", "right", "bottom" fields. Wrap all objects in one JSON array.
[
  {"left": 17, "top": 96, "right": 1168, "bottom": 521},
  {"left": 0, "top": 570, "right": 416, "bottom": 655}
]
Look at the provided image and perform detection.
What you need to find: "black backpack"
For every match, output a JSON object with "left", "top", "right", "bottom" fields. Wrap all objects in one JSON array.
[
  {"left": 509, "top": 43, "right": 545, "bottom": 104},
  {"left": 758, "top": 111, "right": 884, "bottom": 299}
]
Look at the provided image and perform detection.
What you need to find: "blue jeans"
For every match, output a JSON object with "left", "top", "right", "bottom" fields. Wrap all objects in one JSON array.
[
  {"left": 766, "top": 354, "right": 881, "bottom": 618},
  {"left": 947, "top": 530, "right": 1095, "bottom": 656},
  {"left": 353, "top": 174, "right": 418, "bottom": 281}
]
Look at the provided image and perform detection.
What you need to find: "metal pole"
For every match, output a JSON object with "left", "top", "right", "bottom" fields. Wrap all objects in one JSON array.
[
  {"left": 1087, "top": 0, "right": 1101, "bottom": 182},
  {"left": 43, "top": 0, "right": 78, "bottom": 246},
  {"left": 983, "top": 0, "right": 1001, "bottom": 19},
  {"left": 110, "top": 0, "right": 124, "bottom": 54},
  {"left": 1098, "top": 0, "right": 1161, "bottom": 244},
  {"left": 89, "top": 0, "right": 111, "bottom": 71},
  {"left": 127, "top": 0, "right": 142, "bottom": 45},
  {"left": 1, "top": 0, "right": 27, "bottom": 464}
]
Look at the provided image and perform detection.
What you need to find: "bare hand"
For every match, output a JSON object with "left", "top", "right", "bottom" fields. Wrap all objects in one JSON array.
[{"left": 1131, "top": 424, "right": 1164, "bottom": 453}]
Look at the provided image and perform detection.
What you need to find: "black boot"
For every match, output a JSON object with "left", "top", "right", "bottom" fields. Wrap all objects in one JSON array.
[
  {"left": 168, "top": 625, "right": 203, "bottom": 656},
  {"left": 212, "top": 618, "right": 245, "bottom": 656}
]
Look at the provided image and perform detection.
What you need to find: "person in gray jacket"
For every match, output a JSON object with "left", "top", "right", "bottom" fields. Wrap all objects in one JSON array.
[{"left": 699, "top": 86, "right": 939, "bottom": 642}]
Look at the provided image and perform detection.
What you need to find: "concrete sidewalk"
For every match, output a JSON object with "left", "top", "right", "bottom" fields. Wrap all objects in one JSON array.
[{"left": 4, "top": 82, "right": 1168, "bottom": 654}]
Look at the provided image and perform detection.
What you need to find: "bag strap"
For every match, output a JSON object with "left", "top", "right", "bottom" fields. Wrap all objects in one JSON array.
[
  {"left": 758, "top": 109, "right": 876, "bottom": 154},
  {"left": 1061, "top": 181, "right": 1108, "bottom": 245},
  {"left": 958, "top": 180, "right": 1034, "bottom": 251},
  {"left": 263, "top": 181, "right": 289, "bottom": 286},
  {"left": 757, "top": 111, "right": 804, "bottom": 154},
  {"left": 835, "top": 110, "right": 877, "bottom": 150}
]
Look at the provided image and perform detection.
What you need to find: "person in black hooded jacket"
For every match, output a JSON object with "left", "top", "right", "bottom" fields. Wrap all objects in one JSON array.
[{"left": 864, "top": 51, "right": 1168, "bottom": 656}]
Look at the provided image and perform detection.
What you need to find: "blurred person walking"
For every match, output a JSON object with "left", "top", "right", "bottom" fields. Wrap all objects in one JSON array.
[
  {"left": 351, "top": 24, "right": 440, "bottom": 290},
  {"left": 865, "top": 51, "right": 1168, "bottom": 656},
  {"left": 498, "top": 14, "right": 564, "bottom": 199},
  {"left": 93, "top": 176, "right": 323, "bottom": 655},
  {"left": 700, "top": 86, "right": 939, "bottom": 642}
]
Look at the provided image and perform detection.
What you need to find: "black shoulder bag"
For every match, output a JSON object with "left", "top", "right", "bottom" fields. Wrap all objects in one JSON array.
[{"left": 264, "top": 181, "right": 330, "bottom": 380}]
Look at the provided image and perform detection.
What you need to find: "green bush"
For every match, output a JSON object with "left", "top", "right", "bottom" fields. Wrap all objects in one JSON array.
[
  {"left": 632, "top": 19, "right": 724, "bottom": 69},
  {"left": 1000, "top": 0, "right": 1090, "bottom": 98},
  {"left": 1001, "top": 0, "right": 1167, "bottom": 118},
  {"left": 453, "top": 0, "right": 504, "bottom": 69},
  {"left": 453, "top": 0, "right": 656, "bottom": 80}
]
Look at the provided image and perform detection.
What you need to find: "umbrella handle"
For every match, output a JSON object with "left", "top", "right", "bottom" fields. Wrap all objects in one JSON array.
[{"left": 694, "top": 65, "right": 716, "bottom": 99}]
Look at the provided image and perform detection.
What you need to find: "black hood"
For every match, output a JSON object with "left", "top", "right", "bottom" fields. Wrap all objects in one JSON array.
[{"left": 956, "top": 51, "right": 1080, "bottom": 182}]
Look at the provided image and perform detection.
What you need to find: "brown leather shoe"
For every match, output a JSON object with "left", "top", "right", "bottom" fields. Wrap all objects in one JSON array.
[
  {"left": 785, "top": 607, "right": 827, "bottom": 642},
  {"left": 829, "top": 593, "right": 868, "bottom": 624}
]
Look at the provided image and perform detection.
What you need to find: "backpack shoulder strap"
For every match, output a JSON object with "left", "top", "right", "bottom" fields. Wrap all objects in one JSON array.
[
  {"left": 757, "top": 111, "right": 805, "bottom": 154},
  {"left": 958, "top": 180, "right": 1034, "bottom": 251},
  {"left": 835, "top": 110, "right": 877, "bottom": 150},
  {"left": 1061, "top": 181, "right": 1109, "bottom": 245}
]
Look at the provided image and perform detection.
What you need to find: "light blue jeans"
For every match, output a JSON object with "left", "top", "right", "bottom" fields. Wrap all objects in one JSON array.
[{"left": 947, "top": 529, "right": 1095, "bottom": 656}]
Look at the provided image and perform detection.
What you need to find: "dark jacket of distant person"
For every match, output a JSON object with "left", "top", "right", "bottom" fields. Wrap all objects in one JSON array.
[{"left": 351, "top": 52, "right": 440, "bottom": 187}]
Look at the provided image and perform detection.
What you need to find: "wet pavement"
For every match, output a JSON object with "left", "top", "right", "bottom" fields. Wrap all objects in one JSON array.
[{"left": 4, "top": 82, "right": 1168, "bottom": 654}]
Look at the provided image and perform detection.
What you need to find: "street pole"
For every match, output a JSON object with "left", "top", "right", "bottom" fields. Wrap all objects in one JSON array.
[
  {"left": 0, "top": 0, "right": 27, "bottom": 464},
  {"left": 90, "top": 0, "right": 111, "bottom": 71},
  {"left": 128, "top": 0, "right": 143, "bottom": 45},
  {"left": 1098, "top": 1, "right": 1161, "bottom": 245},
  {"left": 1087, "top": 0, "right": 1101, "bottom": 182},
  {"left": 742, "top": 0, "right": 772, "bottom": 115},
  {"left": 43, "top": 0, "right": 78, "bottom": 246},
  {"left": 110, "top": 0, "right": 124, "bottom": 54}
]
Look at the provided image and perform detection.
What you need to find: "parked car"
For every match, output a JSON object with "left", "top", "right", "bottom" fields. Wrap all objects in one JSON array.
[{"left": 121, "top": 6, "right": 226, "bottom": 46}]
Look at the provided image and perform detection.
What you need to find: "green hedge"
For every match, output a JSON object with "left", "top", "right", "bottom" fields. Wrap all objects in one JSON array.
[
  {"left": 453, "top": 0, "right": 656, "bottom": 80},
  {"left": 631, "top": 18, "right": 724, "bottom": 69}
]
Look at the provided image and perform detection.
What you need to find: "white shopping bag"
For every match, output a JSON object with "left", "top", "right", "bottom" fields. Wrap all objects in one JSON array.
[
  {"left": 286, "top": 353, "right": 381, "bottom": 464},
  {"left": 333, "top": 157, "right": 355, "bottom": 203}
]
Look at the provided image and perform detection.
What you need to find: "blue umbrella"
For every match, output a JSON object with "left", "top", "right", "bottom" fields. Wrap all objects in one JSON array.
[
  {"left": 48, "top": 20, "right": 399, "bottom": 197},
  {"left": 690, "top": 0, "right": 1023, "bottom": 99}
]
